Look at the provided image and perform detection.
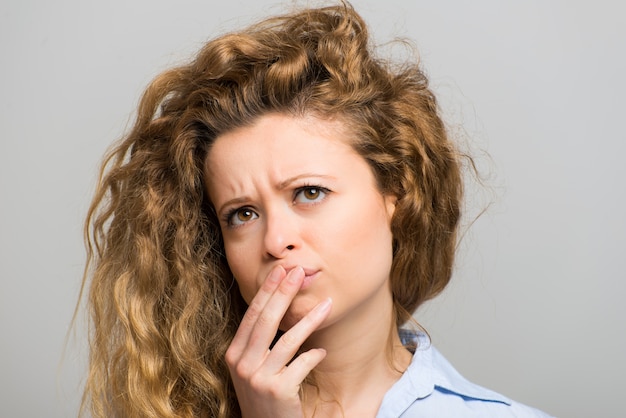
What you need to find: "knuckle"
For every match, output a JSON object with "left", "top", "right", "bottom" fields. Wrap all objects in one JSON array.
[
  {"left": 224, "top": 348, "right": 237, "bottom": 366},
  {"left": 244, "top": 303, "right": 262, "bottom": 322},
  {"left": 298, "top": 350, "right": 320, "bottom": 368},
  {"left": 256, "top": 311, "right": 278, "bottom": 327},
  {"left": 248, "top": 372, "right": 269, "bottom": 393},
  {"left": 261, "top": 276, "right": 278, "bottom": 291},
  {"left": 233, "top": 360, "right": 253, "bottom": 378},
  {"left": 301, "top": 352, "right": 315, "bottom": 367},
  {"left": 277, "top": 282, "right": 295, "bottom": 296},
  {"left": 267, "top": 384, "right": 284, "bottom": 399},
  {"left": 279, "top": 331, "right": 299, "bottom": 349}
]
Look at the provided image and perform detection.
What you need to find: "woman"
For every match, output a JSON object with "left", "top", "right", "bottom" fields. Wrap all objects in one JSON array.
[{"left": 81, "top": 2, "right": 552, "bottom": 417}]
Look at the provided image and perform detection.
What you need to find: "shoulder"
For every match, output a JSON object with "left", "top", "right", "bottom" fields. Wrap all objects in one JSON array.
[{"left": 377, "top": 332, "right": 554, "bottom": 418}]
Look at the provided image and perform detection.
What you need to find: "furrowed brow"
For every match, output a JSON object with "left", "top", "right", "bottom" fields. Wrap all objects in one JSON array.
[
  {"left": 217, "top": 196, "right": 250, "bottom": 216},
  {"left": 276, "top": 174, "right": 335, "bottom": 190}
]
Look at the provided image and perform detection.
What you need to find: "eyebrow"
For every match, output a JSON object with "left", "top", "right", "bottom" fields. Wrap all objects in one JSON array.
[
  {"left": 276, "top": 173, "right": 336, "bottom": 190},
  {"left": 216, "top": 197, "right": 251, "bottom": 217},
  {"left": 216, "top": 173, "right": 336, "bottom": 216}
]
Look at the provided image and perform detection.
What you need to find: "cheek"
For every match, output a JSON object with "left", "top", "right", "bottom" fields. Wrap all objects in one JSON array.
[
  {"left": 327, "top": 196, "right": 394, "bottom": 276},
  {"left": 349, "top": 196, "right": 392, "bottom": 241},
  {"left": 354, "top": 222, "right": 393, "bottom": 272},
  {"left": 224, "top": 241, "right": 258, "bottom": 304},
  {"left": 357, "top": 207, "right": 394, "bottom": 268}
]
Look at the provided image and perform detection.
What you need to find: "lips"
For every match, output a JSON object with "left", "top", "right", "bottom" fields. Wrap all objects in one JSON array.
[
  {"left": 284, "top": 266, "right": 319, "bottom": 290},
  {"left": 300, "top": 270, "right": 319, "bottom": 290}
]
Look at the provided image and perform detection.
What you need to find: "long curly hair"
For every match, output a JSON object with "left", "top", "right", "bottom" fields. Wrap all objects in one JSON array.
[{"left": 80, "top": 2, "right": 462, "bottom": 417}]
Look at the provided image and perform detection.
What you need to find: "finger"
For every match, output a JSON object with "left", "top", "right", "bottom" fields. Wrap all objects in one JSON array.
[
  {"left": 279, "top": 347, "right": 327, "bottom": 386},
  {"left": 262, "top": 297, "right": 332, "bottom": 374},
  {"left": 227, "top": 265, "right": 286, "bottom": 361},
  {"left": 240, "top": 267, "right": 305, "bottom": 366}
]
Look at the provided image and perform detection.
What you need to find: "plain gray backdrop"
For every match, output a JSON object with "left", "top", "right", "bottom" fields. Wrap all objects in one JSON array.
[{"left": 1, "top": 1, "right": 624, "bottom": 417}]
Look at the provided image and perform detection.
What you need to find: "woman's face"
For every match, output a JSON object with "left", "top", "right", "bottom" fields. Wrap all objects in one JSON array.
[{"left": 204, "top": 114, "right": 396, "bottom": 330}]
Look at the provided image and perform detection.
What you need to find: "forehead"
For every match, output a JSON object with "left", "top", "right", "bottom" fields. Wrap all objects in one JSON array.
[
  {"left": 203, "top": 114, "right": 371, "bottom": 198},
  {"left": 206, "top": 114, "right": 352, "bottom": 170},
  {"left": 213, "top": 113, "right": 350, "bottom": 149}
]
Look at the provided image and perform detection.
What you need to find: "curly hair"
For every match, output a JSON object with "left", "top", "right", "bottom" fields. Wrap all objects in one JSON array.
[{"left": 80, "top": 2, "right": 462, "bottom": 417}]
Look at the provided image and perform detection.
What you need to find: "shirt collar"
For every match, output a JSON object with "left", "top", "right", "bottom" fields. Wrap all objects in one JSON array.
[
  {"left": 385, "top": 330, "right": 511, "bottom": 414},
  {"left": 427, "top": 344, "right": 512, "bottom": 405}
]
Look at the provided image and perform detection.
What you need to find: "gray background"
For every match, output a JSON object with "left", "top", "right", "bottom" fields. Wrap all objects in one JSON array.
[{"left": 2, "top": 1, "right": 624, "bottom": 417}]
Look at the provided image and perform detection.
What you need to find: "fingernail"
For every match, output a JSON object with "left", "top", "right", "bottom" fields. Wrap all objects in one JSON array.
[
  {"left": 288, "top": 266, "right": 304, "bottom": 283},
  {"left": 316, "top": 297, "right": 332, "bottom": 313},
  {"left": 268, "top": 266, "right": 283, "bottom": 283}
]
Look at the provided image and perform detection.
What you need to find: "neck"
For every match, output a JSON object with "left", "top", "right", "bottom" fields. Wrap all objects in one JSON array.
[{"left": 300, "top": 288, "right": 412, "bottom": 417}]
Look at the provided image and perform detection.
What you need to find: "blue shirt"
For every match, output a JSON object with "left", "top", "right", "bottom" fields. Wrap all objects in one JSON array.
[{"left": 376, "top": 331, "right": 554, "bottom": 417}]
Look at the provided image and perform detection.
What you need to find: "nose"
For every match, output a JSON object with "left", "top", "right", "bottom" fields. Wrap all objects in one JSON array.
[{"left": 263, "top": 209, "right": 300, "bottom": 259}]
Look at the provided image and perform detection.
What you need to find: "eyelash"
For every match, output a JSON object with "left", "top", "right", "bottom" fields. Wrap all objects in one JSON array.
[
  {"left": 222, "top": 184, "right": 332, "bottom": 228},
  {"left": 222, "top": 207, "right": 256, "bottom": 228},
  {"left": 293, "top": 184, "right": 331, "bottom": 205}
]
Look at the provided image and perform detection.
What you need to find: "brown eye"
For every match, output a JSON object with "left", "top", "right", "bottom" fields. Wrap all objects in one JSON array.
[
  {"left": 303, "top": 188, "right": 320, "bottom": 200},
  {"left": 228, "top": 208, "right": 258, "bottom": 226},
  {"left": 237, "top": 209, "right": 254, "bottom": 221},
  {"left": 294, "top": 186, "right": 330, "bottom": 204}
]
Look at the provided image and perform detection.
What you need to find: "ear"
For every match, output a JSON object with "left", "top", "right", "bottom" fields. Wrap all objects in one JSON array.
[{"left": 383, "top": 194, "right": 397, "bottom": 222}]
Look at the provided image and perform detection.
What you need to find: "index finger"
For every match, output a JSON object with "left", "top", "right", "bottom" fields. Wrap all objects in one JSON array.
[{"left": 227, "top": 265, "right": 286, "bottom": 359}]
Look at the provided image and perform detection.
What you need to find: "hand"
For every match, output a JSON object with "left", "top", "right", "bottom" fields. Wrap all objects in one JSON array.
[{"left": 225, "top": 266, "right": 332, "bottom": 418}]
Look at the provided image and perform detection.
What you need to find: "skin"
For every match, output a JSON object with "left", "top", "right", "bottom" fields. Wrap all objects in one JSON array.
[{"left": 205, "top": 113, "right": 412, "bottom": 417}]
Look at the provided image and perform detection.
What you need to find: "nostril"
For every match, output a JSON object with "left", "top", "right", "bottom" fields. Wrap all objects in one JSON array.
[{"left": 286, "top": 245, "right": 295, "bottom": 250}]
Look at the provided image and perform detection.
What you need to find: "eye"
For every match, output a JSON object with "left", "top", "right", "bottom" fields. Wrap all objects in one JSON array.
[
  {"left": 294, "top": 186, "right": 330, "bottom": 204},
  {"left": 226, "top": 207, "right": 258, "bottom": 227}
]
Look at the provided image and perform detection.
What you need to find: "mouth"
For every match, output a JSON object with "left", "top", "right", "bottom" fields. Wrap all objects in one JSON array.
[
  {"left": 300, "top": 270, "right": 319, "bottom": 290},
  {"left": 284, "top": 266, "right": 319, "bottom": 290}
]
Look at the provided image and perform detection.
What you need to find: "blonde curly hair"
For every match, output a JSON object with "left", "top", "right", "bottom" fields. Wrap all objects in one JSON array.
[{"left": 80, "top": 2, "right": 462, "bottom": 417}]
